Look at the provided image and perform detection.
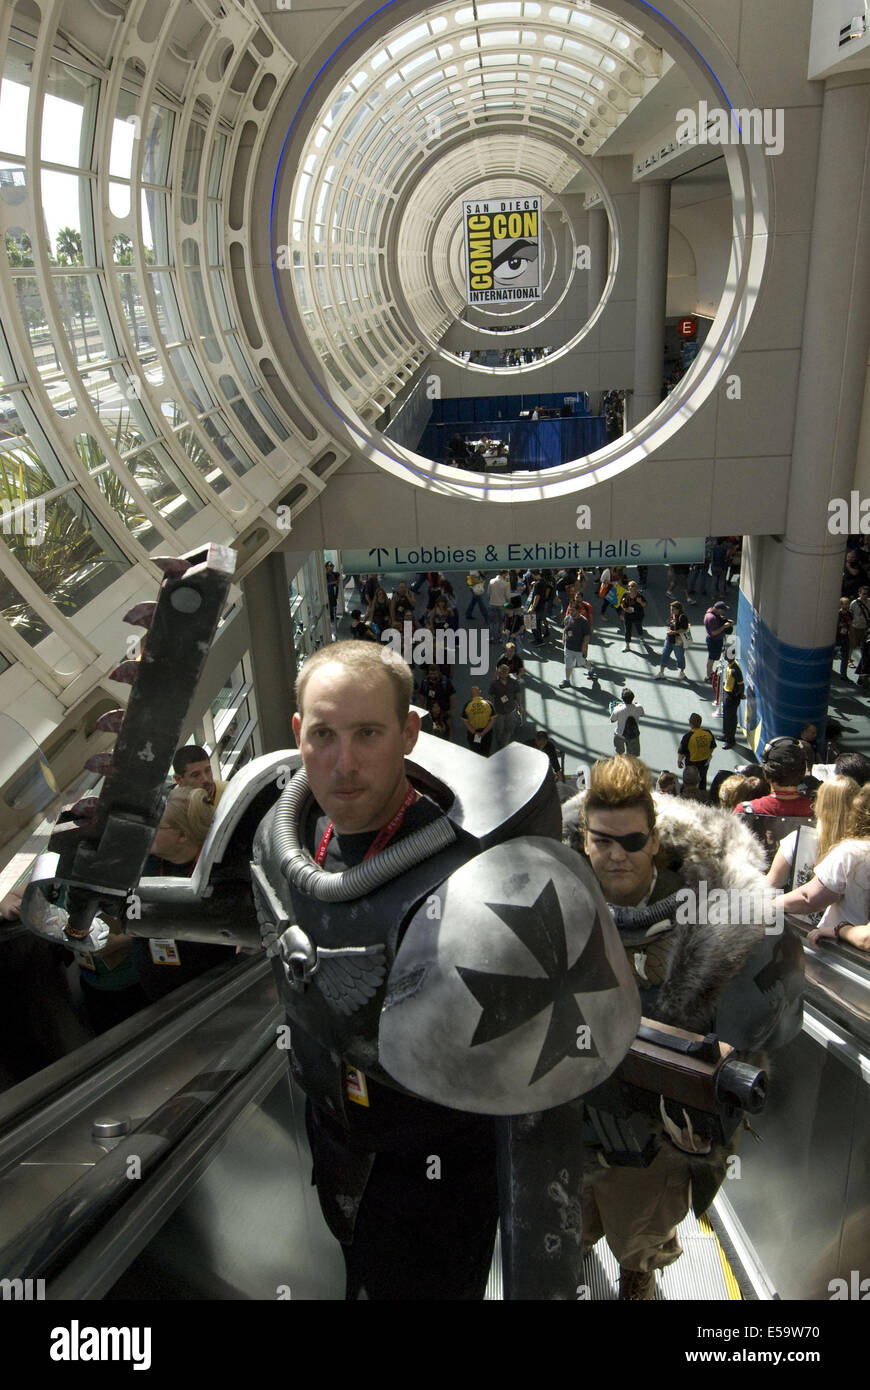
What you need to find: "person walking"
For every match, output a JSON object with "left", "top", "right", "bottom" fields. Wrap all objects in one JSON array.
[
  {"left": 618, "top": 581, "right": 646, "bottom": 652},
  {"left": 849, "top": 585, "right": 870, "bottom": 670},
  {"left": 610, "top": 689, "right": 644, "bottom": 756},
  {"left": 465, "top": 570, "right": 490, "bottom": 627},
  {"left": 710, "top": 539, "right": 728, "bottom": 597},
  {"left": 462, "top": 685, "right": 496, "bottom": 755},
  {"left": 487, "top": 570, "right": 511, "bottom": 643},
  {"left": 835, "top": 596, "right": 852, "bottom": 679},
  {"left": 559, "top": 598, "right": 592, "bottom": 690},
  {"left": 529, "top": 571, "right": 552, "bottom": 646},
  {"left": 677, "top": 713, "right": 717, "bottom": 791},
  {"left": 657, "top": 601, "right": 691, "bottom": 679}
]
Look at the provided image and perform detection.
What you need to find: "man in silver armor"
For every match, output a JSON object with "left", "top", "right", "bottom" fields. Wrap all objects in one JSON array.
[{"left": 253, "top": 642, "right": 641, "bottom": 1299}]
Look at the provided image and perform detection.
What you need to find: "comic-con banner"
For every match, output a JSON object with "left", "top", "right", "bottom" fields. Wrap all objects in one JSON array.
[{"left": 462, "top": 196, "right": 542, "bottom": 305}]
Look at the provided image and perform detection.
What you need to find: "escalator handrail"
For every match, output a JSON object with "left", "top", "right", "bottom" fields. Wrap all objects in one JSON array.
[
  {"left": 0, "top": 954, "right": 271, "bottom": 1166},
  {"left": 0, "top": 1003, "right": 283, "bottom": 1283}
]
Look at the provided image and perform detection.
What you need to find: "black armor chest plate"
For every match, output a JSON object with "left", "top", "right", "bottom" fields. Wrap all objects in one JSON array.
[{"left": 252, "top": 799, "right": 474, "bottom": 1082}]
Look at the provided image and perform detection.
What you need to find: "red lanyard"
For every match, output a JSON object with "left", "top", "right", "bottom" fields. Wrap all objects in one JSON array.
[{"left": 314, "top": 782, "right": 418, "bottom": 866}]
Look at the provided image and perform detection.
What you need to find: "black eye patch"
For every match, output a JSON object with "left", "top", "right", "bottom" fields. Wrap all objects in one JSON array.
[{"left": 587, "top": 828, "right": 651, "bottom": 853}]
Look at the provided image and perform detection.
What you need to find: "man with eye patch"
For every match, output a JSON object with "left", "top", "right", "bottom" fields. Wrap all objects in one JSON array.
[{"left": 562, "top": 754, "right": 782, "bottom": 1300}]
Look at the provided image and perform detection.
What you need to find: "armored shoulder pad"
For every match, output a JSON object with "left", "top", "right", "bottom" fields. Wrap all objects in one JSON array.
[{"left": 378, "top": 837, "right": 641, "bottom": 1114}]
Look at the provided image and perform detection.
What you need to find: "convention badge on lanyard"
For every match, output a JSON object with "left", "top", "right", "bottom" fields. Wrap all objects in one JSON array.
[
  {"left": 314, "top": 782, "right": 418, "bottom": 866},
  {"left": 149, "top": 938, "right": 181, "bottom": 966}
]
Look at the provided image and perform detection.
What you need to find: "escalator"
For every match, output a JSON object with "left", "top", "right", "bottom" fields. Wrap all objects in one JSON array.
[{"left": 0, "top": 925, "right": 867, "bottom": 1300}]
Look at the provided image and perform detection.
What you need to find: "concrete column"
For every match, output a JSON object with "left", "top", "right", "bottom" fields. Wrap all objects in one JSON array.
[
  {"left": 628, "top": 180, "right": 670, "bottom": 428},
  {"left": 740, "top": 73, "right": 870, "bottom": 749},
  {"left": 587, "top": 205, "right": 608, "bottom": 322},
  {"left": 240, "top": 550, "right": 298, "bottom": 750}
]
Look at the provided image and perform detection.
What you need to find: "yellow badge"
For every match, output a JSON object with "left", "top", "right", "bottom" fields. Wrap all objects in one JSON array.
[
  {"left": 345, "top": 1065, "right": 370, "bottom": 1107},
  {"left": 149, "top": 938, "right": 180, "bottom": 966}
]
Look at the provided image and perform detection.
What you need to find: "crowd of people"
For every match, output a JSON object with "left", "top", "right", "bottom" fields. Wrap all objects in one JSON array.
[
  {"left": 343, "top": 551, "right": 747, "bottom": 748},
  {"left": 3, "top": 538, "right": 870, "bottom": 1303},
  {"left": 836, "top": 537, "right": 870, "bottom": 682},
  {"left": 328, "top": 552, "right": 870, "bottom": 968}
]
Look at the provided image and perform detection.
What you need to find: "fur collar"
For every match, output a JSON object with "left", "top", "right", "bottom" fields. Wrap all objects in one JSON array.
[{"left": 562, "top": 791, "right": 775, "bottom": 1032}]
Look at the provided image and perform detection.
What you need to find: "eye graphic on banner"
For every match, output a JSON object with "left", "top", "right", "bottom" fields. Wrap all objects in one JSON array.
[{"left": 463, "top": 196, "right": 542, "bottom": 305}]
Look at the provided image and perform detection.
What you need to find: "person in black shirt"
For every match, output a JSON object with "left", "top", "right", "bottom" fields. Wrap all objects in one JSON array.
[
  {"left": 618, "top": 581, "right": 646, "bottom": 651},
  {"left": 528, "top": 571, "right": 551, "bottom": 645},
  {"left": 560, "top": 600, "right": 592, "bottom": 690},
  {"left": 533, "top": 729, "right": 562, "bottom": 781},
  {"left": 350, "top": 609, "right": 378, "bottom": 641},
  {"left": 488, "top": 662, "right": 522, "bottom": 749},
  {"left": 417, "top": 665, "right": 455, "bottom": 722},
  {"left": 498, "top": 641, "right": 525, "bottom": 681},
  {"left": 426, "top": 700, "right": 451, "bottom": 740},
  {"left": 325, "top": 562, "right": 340, "bottom": 621}
]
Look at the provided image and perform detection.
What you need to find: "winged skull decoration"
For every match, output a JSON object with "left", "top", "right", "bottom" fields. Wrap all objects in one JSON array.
[
  {"left": 275, "top": 926, "right": 388, "bottom": 1014},
  {"left": 251, "top": 861, "right": 387, "bottom": 1014}
]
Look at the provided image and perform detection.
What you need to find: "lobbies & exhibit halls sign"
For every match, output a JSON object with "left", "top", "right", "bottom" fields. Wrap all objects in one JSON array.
[{"left": 462, "top": 196, "right": 542, "bottom": 304}]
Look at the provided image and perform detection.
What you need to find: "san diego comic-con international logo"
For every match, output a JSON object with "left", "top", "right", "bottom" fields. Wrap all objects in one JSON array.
[{"left": 462, "top": 196, "right": 542, "bottom": 305}]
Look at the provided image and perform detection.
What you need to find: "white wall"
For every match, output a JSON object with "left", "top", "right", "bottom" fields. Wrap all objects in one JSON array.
[{"left": 670, "top": 197, "right": 731, "bottom": 320}]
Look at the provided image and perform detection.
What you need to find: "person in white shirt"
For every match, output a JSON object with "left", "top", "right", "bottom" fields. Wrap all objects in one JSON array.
[
  {"left": 776, "top": 781, "right": 870, "bottom": 931},
  {"left": 764, "top": 774, "right": 856, "bottom": 888},
  {"left": 610, "top": 689, "right": 644, "bottom": 756},
  {"left": 487, "top": 570, "right": 512, "bottom": 643}
]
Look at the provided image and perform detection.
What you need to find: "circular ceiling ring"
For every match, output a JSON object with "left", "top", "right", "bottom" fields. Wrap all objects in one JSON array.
[
  {"left": 267, "top": 0, "right": 772, "bottom": 502},
  {"left": 388, "top": 146, "right": 615, "bottom": 366}
]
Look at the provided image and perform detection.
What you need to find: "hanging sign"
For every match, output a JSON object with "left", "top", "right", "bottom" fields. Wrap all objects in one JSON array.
[{"left": 462, "top": 196, "right": 542, "bottom": 305}]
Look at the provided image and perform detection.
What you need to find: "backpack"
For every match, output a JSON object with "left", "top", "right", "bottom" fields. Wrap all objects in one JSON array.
[{"left": 623, "top": 713, "right": 639, "bottom": 741}]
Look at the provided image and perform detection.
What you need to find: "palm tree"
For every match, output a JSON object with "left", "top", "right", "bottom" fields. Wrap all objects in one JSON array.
[
  {"left": 55, "top": 227, "right": 93, "bottom": 364},
  {"left": 0, "top": 425, "right": 158, "bottom": 640},
  {"left": 5, "top": 231, "right": 60, "bottom": 368},
  {"left": 112, "top": 234, "right": 143, "bottom": 352}
]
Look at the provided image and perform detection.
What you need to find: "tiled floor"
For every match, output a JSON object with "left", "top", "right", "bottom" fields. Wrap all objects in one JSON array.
[{"left": 341, "top": 567, "right": 866, "bottom": 781}]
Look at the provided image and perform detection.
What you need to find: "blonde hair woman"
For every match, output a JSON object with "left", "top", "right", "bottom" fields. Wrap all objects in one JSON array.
[
  {"left": 151, "top": 786, "right": 216, "bottom": 866},
  {"left": 764, "top": 774, "right": 857, "bottom": 888},
  {"left": 776, "top": 781, "right": 870, "bottom": 930}
]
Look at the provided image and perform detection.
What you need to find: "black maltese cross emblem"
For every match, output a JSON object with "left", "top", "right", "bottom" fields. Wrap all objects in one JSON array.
[{"left": 456, "top": 879, "right": 617, "bottom": 1085}]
